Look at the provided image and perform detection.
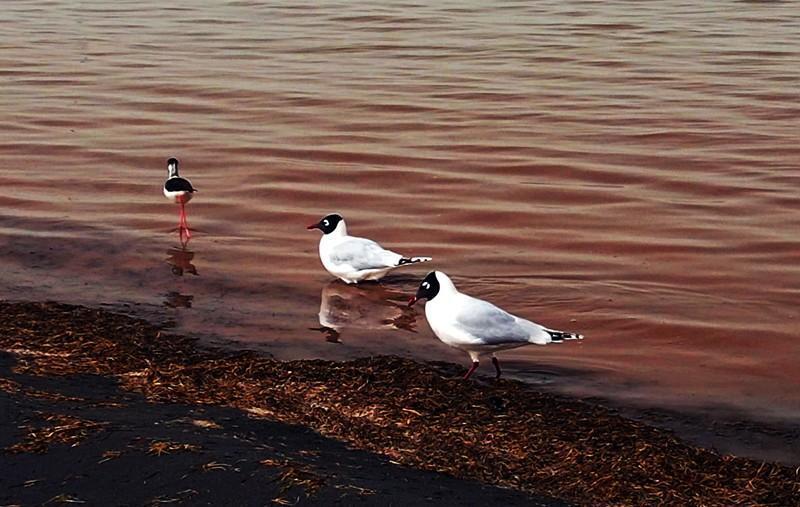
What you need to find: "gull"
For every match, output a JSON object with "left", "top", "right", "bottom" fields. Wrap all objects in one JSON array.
[
  {"left": 408, "top": 271, "right": 583, "bottom": 379},
  {"left": 307, "top": 213, "right": 431, "bottom": 284},
  {"left": 163, "top": 157, "right": 197, "bottom": 238}
]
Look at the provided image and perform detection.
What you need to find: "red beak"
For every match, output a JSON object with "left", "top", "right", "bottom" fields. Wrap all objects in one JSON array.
[
  {"left": 407, "top": 296, "right": 418, "bottom": 307},
  {"left": 307, "top": 223, "right": 320, "bottom": 230}
]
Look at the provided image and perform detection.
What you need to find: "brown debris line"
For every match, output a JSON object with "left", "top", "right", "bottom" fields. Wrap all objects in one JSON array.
[
  {"left": 44, "top": 493, "right": 85, "bottom": 505},
  {"left": 98, "top": 450, "right": 123, "bottom": 464},
  {"left": 147, "top": 440, "right": 202, "bottom": 456},
  {"left": 200, "top": 461, "right": 233, "bottom": 472},
  {"left": 0, "top": 375, "right": 22, "bottom": 393},
  {"left": 5, "top": 412, "right": 106, "bottom": 454},
  {"left": 24, "top": 389, "right": 85, "bottom": 403},
  {"left": 261, "top": 458, "right": 327, "bottom": 497},
  {"left": 0, "top": 374, "right": 84, "bottom": 402},
  {"left": 145, "top": 489, "right": 198, "bottom": 506},
  {"left": 1, "top": 301, "right": 798, "bottom": 506},
  {"left": 190, "top": 418, "right": 222, "bottom": 430}
]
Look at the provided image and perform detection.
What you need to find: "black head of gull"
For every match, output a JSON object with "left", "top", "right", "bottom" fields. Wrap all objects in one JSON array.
[
  {"left": 307, "top": 213, "right": 343, "bottom": 234},
  {"left": 408, "top": 271, "right": 440, "bottom": 306},
  {"left": 167, "top": 157, "right": 180, "bottom": 178}
]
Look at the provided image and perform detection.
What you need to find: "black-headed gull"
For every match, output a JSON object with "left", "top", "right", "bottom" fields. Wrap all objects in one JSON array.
[
  {"left": 163, "top": 157, "right": 197, "bottom": 238},
  {"left": 307, "top": 213, "right": 431, "bottom": 284},
  {"left": 408, "top": 271, "right": 583, "bottom": 379}
]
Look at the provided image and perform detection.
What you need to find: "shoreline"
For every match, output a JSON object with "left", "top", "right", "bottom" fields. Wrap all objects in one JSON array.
[
  {"left": 0, "top": 349, "right": 553, "bottom": 506},
  {"left": 1, "top": 301, "right": 798, "bottom": 505}
]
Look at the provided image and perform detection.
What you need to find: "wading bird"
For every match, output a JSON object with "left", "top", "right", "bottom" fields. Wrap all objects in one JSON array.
[
  {"left": 307, "top": 213, "right": 431, "bottom": 284},
  {"left": 163, "top": 157, "right": 197, "bottom": 239},
  {"left": 409, "top": 271, "right": 583, "bottom": 379}
]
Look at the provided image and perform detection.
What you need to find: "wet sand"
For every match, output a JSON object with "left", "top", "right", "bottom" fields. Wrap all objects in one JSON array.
[
  {"left": 0, "top": 354, "right": 552, "bottom": 506},
  {"left": 1, "top": 301, "right": 798, "bottom": 506}
]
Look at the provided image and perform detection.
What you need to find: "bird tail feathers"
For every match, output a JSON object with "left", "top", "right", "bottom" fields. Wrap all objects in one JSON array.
[
  {"left": 397, "top": 256, "right": 432, "bottom": 266},
  {"left": 545, "top": 329, "right": 584, "bottom": 343}
]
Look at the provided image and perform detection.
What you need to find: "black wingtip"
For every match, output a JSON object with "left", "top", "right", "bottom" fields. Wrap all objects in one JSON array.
[
  {"left": 546, "top": 330, "right": 584, "bottom": 342},
  {"left": 398, "top": 257, "right": 432, "bottom": 266}
]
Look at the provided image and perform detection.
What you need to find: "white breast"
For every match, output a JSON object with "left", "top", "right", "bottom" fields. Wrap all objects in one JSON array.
[{"left": 424, "top": 295, "right": 470, "bottom": 347}]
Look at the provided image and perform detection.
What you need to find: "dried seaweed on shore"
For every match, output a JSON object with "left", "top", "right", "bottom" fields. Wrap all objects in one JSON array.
[
  {"left": 5, "top": 412, "right": 106, "bottom": 454},
  {"left": 261, "top": 458, "right": 327, "bottom": 497},
  {"left": 1, "top": 301, "right": 798, "bottom": 506},
  {"left": 0, "top": 376, "right": 22, "bottom": 394},
  {"left": 1, "top": 374, "right": 83, "bottom": 402},
  {"left": 147, "top": 440, "right": 202, "bottom": 456}
]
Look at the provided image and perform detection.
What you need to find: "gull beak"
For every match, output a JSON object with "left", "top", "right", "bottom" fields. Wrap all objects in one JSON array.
[
  {"left": 307, "top": 223, "right": 320, "bottom": 230},
  {"left": 407, "top": 296, "right": 418, "bottom": 307}
]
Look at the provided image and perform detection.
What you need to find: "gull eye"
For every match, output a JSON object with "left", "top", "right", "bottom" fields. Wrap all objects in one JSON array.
[
  {"left": 422, "top": 282, "right": 429, "bottom": 289},
  {"left": 323, "top": 220, "right": 329, "bottom": 226}
]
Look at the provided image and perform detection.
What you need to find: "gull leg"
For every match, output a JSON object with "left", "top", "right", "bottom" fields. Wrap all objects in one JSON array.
[
  {"left": 491, "top": 355, "right": 502, "bottom": 379},
  {"left": 463, "top": 360, "right": 479, "bottom": 380}
]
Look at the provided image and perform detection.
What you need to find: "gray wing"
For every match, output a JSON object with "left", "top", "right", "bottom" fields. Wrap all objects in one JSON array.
[
  {"left": 454, "top": 296, "right": 541, "bottom": 345},
  {"left": 330, "top": 237, "right": 401, "bottom": 271}
]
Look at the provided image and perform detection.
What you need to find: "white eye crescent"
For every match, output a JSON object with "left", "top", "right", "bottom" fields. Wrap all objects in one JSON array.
[
  {"left": 323, "top": 220, "right": 329, "bottom": 226},
  {"left": 422, "top": 282, "right": 429, "bottom": 289}
]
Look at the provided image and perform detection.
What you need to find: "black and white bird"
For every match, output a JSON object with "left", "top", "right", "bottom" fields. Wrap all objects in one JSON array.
[
  {"left": 408, "top": 271, "right": 583, "bottom": 379},
  {"left": 307, "top": 213, "right": 431, "bottom": 284},
  {"left": 163, "top": 157, "right": 197, "bottom": 238}
]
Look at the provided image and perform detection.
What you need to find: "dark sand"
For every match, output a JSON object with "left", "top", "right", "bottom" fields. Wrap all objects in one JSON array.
[
  {"left": 1, "top": 302, "right": 798, "bottom": 506},
  {"left": 0, "top": 354, "right": 554, "bottom": 506}
]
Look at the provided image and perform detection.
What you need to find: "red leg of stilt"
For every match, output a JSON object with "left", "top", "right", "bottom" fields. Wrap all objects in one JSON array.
[
  {"left": 178, "top": 203, "right": 191, "bottom": 238},
  {"left": 463, "top": 361, "right": 479, "bottom": 380},
  {"left": 492, "top": 356, "right": 502, "bottom": 379}
]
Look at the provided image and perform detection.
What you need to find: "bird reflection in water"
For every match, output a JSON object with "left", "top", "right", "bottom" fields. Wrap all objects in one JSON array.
[
  {"left": 312, "top": 281, "right": 418, "bottom": 343},
  {"left": 164, "top": 291, "right": 194, "bottom": 308},
  {"left": 166, "top": 243, "right": 198, "bottom": 277},
  {"left": 164, "top": 241, "right": 198, "bottom": 308}
]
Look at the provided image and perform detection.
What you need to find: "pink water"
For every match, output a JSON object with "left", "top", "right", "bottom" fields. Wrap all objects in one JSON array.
[{"left": 1, "top": 1, "right": 799, "bottom": 436}]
